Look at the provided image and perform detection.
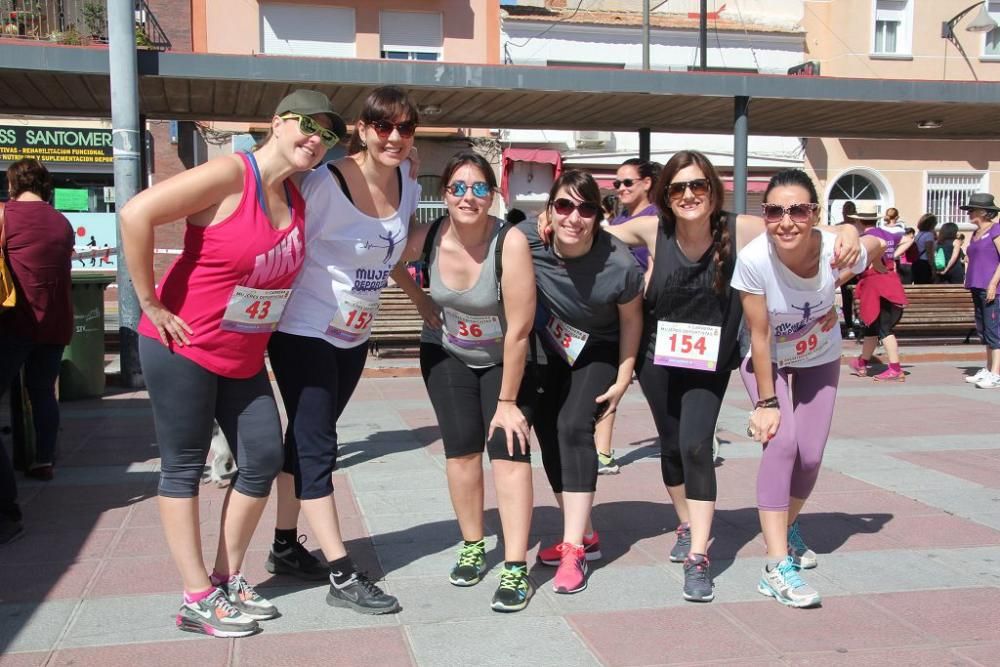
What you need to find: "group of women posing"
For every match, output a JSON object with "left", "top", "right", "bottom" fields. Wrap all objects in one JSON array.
[{"left": 122, "top": 86, "right": 876, "bottom": 638}]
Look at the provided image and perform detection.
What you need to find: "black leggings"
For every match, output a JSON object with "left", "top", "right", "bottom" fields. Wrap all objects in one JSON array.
[
  {"left": 267, "top": 331, "right": 369, "bottom": 501},
  {"left": 637, "top": 357, "right": 731, "bottom": 502},
  {"left": 862, "top": 298, "right": 904, "bottom": 339},
  {"left": 139, "top": 336, "right": 284, "bottom": 499},
  {"left": 535, "top": 343, "right": 618, "bottom": 493},
  {"left": 420, "top": 343, "right": 536, "bottom": 463}
]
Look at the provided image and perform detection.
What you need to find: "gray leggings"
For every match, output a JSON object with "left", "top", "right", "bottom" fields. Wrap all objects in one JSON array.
[{"left": 139, "top": 336, "right": 284, "bottom": 498}]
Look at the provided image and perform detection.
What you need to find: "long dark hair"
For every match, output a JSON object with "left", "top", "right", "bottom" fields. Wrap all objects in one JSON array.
[
  {"left": 938, "top": 221, "right": 960, "bottom": 242},
  {"left": 916, "top": 213, "right": 938, "bottom": 233},
  {"left": 652, "top": 150, "right": 728, "bottom": 293},
  {"left": 763, "top": 169, "right": 820, "bottom": 206},
  {"left": 347, "top": 86, "right": 420, "bottom": 155},
  {"left": 546, "top": 169, "right": 604, "bottom": 225}
]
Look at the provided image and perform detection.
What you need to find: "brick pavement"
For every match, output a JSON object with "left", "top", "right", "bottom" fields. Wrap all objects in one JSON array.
[{"left": 1, "top": 359, "right": 999, "bottom": 666}]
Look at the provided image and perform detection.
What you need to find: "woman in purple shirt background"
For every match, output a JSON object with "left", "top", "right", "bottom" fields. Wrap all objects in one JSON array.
[{"left": 962, "top": 193, "right": 1000, "bottom": 389}]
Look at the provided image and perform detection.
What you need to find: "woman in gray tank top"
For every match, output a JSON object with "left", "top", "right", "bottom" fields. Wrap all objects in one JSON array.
[{"left": 393, "top": 151, "right": 539, "bottom": 613}]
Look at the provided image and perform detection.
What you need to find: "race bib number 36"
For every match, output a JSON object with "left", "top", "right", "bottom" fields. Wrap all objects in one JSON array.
[
  {"left": 654, "top": 321, "right": 721, "bottom": 371},
  {"left": 326, "top": 294, "right": 380, "bottom": 343},
  {"left": 544, "top": 315, "right": 589, "bottom": 366},
  {"left": 220, "top": 286, "right": 291, "bottom": 333},
  {"left": 443, "top": 308, "right": 503, "bottom": 350},
  {"left": 775, "top": 318, "right": 834, "bottom": 368}
]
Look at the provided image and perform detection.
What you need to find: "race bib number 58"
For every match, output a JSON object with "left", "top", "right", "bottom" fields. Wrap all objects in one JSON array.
[
  {"left": 220, "top": 286, "right": 291, "bottom": 333},
  {"left": 654, "top": 321, "right": 721, "bottom": 371}
]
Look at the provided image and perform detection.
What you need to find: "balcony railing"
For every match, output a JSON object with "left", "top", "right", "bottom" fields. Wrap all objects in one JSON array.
[{"left": 0, "top": 0, "right": 170, "bottom": 50}]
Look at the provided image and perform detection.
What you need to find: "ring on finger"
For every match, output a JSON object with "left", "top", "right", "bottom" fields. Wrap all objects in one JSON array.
[{"left": 746, "top": 426, "right": 754, "bottom": 437}]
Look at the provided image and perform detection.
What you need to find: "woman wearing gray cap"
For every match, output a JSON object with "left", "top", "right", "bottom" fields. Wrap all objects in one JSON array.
[{"left": 120, "top": 89, "right": 342, "bottom": 637}]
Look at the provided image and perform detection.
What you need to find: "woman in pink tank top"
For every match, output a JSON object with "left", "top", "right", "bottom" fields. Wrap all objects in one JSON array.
[{"left": 119, "top": 91, "right": 345, "bottom": 638}]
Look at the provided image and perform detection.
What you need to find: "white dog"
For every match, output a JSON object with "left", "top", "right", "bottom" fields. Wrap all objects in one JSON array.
[{"left": 204, "top": 421, "right": 237, "bottom": 487}]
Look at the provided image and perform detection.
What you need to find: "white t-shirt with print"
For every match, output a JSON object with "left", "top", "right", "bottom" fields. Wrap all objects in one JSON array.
[
  {"left": 278, "top": 158, "right": 421, "bottom": 348},
  {"left": 731, "top": 230, "right": 868, "bottom": 368}
]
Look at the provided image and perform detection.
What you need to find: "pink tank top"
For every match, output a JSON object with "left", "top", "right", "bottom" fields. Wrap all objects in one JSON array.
[{"left": 138, "top": 152, "right": 306, "bottom": 378}]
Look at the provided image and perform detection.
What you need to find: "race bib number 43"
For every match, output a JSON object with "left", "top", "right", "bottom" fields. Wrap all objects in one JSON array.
[
  {"left": 326, "top": 294, "right": 380, "bottom": 343},
  {"left": 443, "top": 308, "right": 503, "bottom": 350},
  {"left": 654, "top": 321, "right": 721, "bottom": 371},
  {"left": 544, "top": 315, "right": 589, "bottom": 366},
  {"left": 220, "top": 286, "right": 291, "bottom": 333}
]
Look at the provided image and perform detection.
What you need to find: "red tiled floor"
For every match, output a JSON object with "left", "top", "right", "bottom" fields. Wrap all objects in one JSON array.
[
  {"left": 0, "top": 561, "right": 100, "bottom": 603},
  {"left": 952, "top": 642, "right": 1000, "bottom": 666},
  {"left": 879, "top": 514, "right": 1000, "bottom": 549},
  {"left": 870, "top": 588, "right": 1000, "bottom": 643},
  {"left": 231, "top": 627, "right": 413, "bottom": 666},
  {"left": 0, "top": 653, "right": 48, "bottom": 667},
  {"left": 49, "top": 638, "right": 230, "bottom": 666},
  {"left": 784, "top": 647, "right": 977, "bottom": 666},
  {"left": 0, "top": 527, "right": 116, "bottom": 564},
  {"left": 893, "top": 450, "right": 1000, "bottom": 489},
  {"left": 832, "top": 395, "right": 999, "bottom": 438},
  {"left": 568, "top": 606, "right": 773, "bottom": 665},
  {"left": 87, "top": 555, "right": 185, "bottom": 597},
  {"left": 807, "top": 490, "right": 942, "bottom": 517}
]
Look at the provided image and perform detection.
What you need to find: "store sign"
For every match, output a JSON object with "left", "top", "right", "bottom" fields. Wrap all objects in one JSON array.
[{"left": 0, "top": 126, "right": 113, "bottom": 164}]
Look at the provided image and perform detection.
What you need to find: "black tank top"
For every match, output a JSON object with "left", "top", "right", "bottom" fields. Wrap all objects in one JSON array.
[{"left": 641, "top": 211, "right": 743, "bottom": 372}]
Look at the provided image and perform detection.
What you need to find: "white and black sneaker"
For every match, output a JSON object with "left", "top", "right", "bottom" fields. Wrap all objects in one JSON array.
[
  {"left": 326, "top": 572, "right": 401, "bottom": 615},
  {"left": 176, "top": 588, "right": 260, "bottom": 637},
  {"left": 220, "top": 573, "right": 280, "bottom": 620}
]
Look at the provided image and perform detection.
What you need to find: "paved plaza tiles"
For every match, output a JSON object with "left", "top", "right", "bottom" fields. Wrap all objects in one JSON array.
[{"left": 1, "top": 359, "right": 999, "bottom": 666}]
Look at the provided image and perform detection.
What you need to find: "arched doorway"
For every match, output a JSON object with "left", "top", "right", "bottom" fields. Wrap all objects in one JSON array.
[{"left": 826, "top": 170, "right": 890, "bottom": 224}]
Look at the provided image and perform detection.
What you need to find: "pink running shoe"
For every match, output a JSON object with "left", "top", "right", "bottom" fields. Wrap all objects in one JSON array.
[
  {"left": 848, "top": 356, "right": 868, "bottom": 377},
  {"left": 552, "top": 543, "right": 588, "bottom": 594},
  {"left": 873, "top": 367, "right": 905, "bottom": 382},
  {"left": 537, "top": 531, "right": 602, "bottom": 566}
]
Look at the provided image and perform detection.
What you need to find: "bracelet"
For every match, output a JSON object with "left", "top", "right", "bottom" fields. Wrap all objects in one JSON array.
[
  {"left": 498, "top": 398, "right": 517, "bottom": 403},
  {"left": 754, "top": 396, "right": 779, "bottom": 409}
]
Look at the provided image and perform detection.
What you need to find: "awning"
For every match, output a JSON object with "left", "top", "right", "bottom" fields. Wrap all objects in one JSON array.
[{"left": 501, "top": 148, "right": 563, "bottom": 203}]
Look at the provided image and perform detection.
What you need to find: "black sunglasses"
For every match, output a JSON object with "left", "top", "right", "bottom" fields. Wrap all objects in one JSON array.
[
  {"left": 761, "top": 203, "right": 818, "bottom": 223},
  {"left": 552, "top": 198, "right": 599, "bottom": 219},
  {"left": 613, "top": 178, "right": 645, "bottom": 190},
  {"left": 369, "top": 120, "right": 417, "bottom": 139},
  {"left": 667, "top": 179, "right": 711, "bottom": 200}
]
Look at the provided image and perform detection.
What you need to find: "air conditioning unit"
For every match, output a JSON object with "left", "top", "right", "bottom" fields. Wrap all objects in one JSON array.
[{"left": 574, "top": 130, "right": 612, "bottom": 148}]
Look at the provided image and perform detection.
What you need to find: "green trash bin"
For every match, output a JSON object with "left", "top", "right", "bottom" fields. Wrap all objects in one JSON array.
[{"left": 60, "top": 271, "right": 116, "bottom": 400}]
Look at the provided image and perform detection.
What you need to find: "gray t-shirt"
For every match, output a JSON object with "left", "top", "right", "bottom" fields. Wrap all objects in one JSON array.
[{"left": 523, "top": 223, "right": 644, "bottom": 346}]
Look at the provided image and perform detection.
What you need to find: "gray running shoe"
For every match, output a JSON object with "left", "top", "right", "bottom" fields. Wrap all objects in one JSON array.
[
  {"left": 221, "top": 573, "right": 279, "bottom": 620},
  {"left": 787, "top": 520, "right": 817, "bottom": 569},
  {"left": 682, "top": 553, "right": 714, "bottom": 602},
  {"left": 669, "top": 523, "right": 691, "bottom": 562},
  {"left": 327, "top": 572, "right": 401, "bottom": 615},
  {"left": 757, "top": 557, "right": 821, "bottom": 608},
  {"left": 176, "top": 588, "right": 260, "bottom": 637}
]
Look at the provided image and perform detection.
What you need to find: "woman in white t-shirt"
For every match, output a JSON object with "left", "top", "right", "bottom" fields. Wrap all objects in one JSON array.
[
  {"left": 732, "top": 169, "right": 882, "bottom": 609},
  {"left": 265, "top": 86, "right": 423, "bottom": 614}
]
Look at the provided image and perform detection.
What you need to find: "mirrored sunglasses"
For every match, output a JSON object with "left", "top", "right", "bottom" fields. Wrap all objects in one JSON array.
[
  {"left": 279, "top": 113, "right": 339, "bottom": 148},
  {"left": 446, "top": 180, "right": 492, "bottom": 198},
  {"left": 761, "top": 203, "right": 818, "bottom": 224}
]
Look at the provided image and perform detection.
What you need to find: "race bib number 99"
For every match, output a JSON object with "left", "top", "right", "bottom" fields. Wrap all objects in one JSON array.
[
  {"left": 444, "top": 308, "right": 503, "bottom": 350},
  {"left": 326, "top": 294, "right": 380, "bottom": 343},
  {"left": 654, "top": 321, "right": 721, "bottom": 371},
  {"left": 543, "top": 315, "right": 589, "bottom": 366},
  {"left": 774, "top": 318, "right": 834, "bottom": 368},
  {"left": 220, "top": 287, "right": 292, "bottom": 333}
]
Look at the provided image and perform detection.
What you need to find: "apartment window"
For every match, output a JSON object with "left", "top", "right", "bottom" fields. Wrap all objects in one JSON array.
[
  {"left": 872, "top": 0, "right": 911, "bottom": 55},
  {"left": 261, "top": 4, "right": 355, "bottom": 58},
  {"left": 926, "top": 173, "right": 987, "bottom": 225},
  {"left": 986, "top": 2, "right": 1000, "bottom": 56},
  {"left": 380, "top": 11, "right": 442, "bottom": 61}
]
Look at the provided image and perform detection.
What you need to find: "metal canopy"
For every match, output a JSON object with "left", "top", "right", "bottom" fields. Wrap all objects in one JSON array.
[{"left": 1, "top": 44, "right": 999, "bottom": 139}]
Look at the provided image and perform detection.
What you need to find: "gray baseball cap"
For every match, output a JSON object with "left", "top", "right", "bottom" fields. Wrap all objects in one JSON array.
[{"left": 274, "top": 90, "right": 347, "bottom": 142}]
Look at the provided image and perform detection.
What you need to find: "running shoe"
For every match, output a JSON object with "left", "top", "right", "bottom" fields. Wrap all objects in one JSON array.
[
  {"left": 490, "top": 564, "right": 534, "bottom": 612},
  {"left": 975, "top": 372, "right": 1000, "bottom": 389},
  {"left": 848, "top": 356, "right": 868, "bottom": 377},
  {"left": 552, "top": 543, "right": 588, "bottom": 594},
  {"left": 965, "top": 368, "right": 989, "bottom": 384},
  {"left": 757, "top": 556, "right": 821, "bottom": 608},
  {"left": 449, "top": 539, "right": 487, "bottom": 586},
  {"left": 669, "top": 523, "right": 691, "bottom": 563},
  {"left": 597, "top": 450, "right": 620, "bottom": 475},
  {"left": 682, "top": 553, "right": 714, "bottom": 602},
  {"left": 176, "top": 588, "right": 260, "bottom": 637},
  {"left": 537, "top": 531, "right": 602, "bottom": 566},
  {"left": 873, "top": 367, "right": 905, "bottom": 383},
  {"left": 220, "top": 573, "right": 280, "bottom": 620},
  {"left": 265, "top": 535, "right": 329, "bottom": 581},
  {"left": 327, "top": 572, "right": 401, "bottom": 615},
  {"left": 787, "top": 520, "right": 817, "bottom": 569}
]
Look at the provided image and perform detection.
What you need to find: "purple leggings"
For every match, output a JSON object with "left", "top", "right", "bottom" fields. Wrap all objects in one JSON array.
[{"left": 739, "top": 357, "right": 841, "bottom": 511}]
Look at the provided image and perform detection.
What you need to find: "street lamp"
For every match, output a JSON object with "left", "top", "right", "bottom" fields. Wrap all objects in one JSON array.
[{"left": 941, "top": 1, "right": 998, "bottom": 47}]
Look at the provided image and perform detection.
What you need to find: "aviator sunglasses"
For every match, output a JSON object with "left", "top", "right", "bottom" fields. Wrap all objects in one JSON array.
[
  {"left": 552, "top": 198, "right": 600, "bottom": 219},
  {"left": 279, "top": 113, "right": 339, "bottom": 148},
  {"left": 369, "top": 120, "right": 417, "bottom": 139},
  {"left": 761, "top": 202, "right": 819, "bottom": 224},
  {"left": 667, "top": 178, "right": 711, "bottom": 200},
  {"left": 446, "top": 180, "right": 492, "bottom": 198}
]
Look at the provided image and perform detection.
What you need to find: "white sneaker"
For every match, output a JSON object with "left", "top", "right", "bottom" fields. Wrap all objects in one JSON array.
[
  {"left": 975, "top": 372, "right": 1000, "bottom": 389},
  {"left": 966, "top": 368, "right": 989, "bottom": 384}
]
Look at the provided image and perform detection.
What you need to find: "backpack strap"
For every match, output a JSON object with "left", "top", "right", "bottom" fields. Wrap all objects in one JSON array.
[
  {"left": 419, "top": 215, "right": 447, "bottom": 283},
  {"left": 494, "top": 222, "right": 511, "bottom": 303}
]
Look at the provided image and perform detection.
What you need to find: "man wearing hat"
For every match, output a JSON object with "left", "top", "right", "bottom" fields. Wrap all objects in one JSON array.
[{"left": 961, "top": 193, "right": 1000, "bottom": 389}]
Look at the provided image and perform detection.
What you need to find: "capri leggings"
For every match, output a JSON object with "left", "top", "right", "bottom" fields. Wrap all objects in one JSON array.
[
  {"left": 636, "top": 358, "right": 730, "bottom": 502},
  {"left": 267, "top": 331, "right": 369, "bottom": 501},
  {"left": 739, "top": 356, "right": 841, "bottom": 510},
  {"left": 139, "top": 336, "right": 283, "bottom": 499},
  {"left": 535, "top": 343, "right": 618, "bottom": 494},
  {"left": 420, "top": 343, "right": 536, "bottom": 463}
]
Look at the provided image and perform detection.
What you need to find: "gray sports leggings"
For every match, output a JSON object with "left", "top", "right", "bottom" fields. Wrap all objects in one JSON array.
[{"left": 139, "top": 336, "right": 284, "bottom": 499}]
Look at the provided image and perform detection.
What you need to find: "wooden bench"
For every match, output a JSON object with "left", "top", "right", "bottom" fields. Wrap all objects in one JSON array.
[
  {"left": 896, "top": 284, "right": 977, "bottom": 341},
  {"left": 369, "top": 286, "right": 425, "bottom": 357}
]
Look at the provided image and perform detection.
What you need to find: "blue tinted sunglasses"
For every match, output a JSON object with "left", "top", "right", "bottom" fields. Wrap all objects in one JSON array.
[{"left": 446, "top": 180, "right": 492, "bottom": 198}]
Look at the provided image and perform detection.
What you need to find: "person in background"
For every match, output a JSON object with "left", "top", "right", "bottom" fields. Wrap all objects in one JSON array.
[
  {"left": 896, "top": 228, "right": 917, "bottom": 285},
  {"left": 839, "top": 201, "right": 859, "bottom": 338},
  {"left": 936, "top": 222, "right": 966, "bottom": 285},
  {"left": 506, "top": 208, "right": 527, "bottom": 226},
  {"left": 961, "top": 193, "right": 1000, "bottom": 389},
  {"left": 0, "top": 158, "right": 74, "bottom": 485},
  {"left": 879, "top": 207, "right": 906, "bottom": 235},
  {"left": 912, "top": 214, "right": 938, "bottom": 284},
  {"left": 601, "top": 194, "right": 620, "bottom": 224}
]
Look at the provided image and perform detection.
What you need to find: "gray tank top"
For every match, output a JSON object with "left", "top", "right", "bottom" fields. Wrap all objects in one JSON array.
[{"left": 421, "top": 219, "right": 506, "bottom": 367}]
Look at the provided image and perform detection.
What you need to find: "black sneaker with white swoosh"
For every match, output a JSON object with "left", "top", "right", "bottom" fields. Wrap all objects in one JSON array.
[
  {"left": 326, "top": 572, "right": 401, "bottom": 615},
  {"left": 265, "top": 535, "right": 329, "bottom": 581}
]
